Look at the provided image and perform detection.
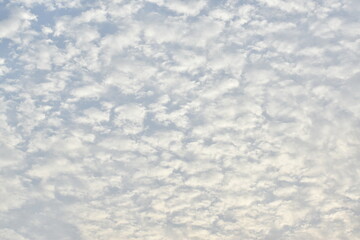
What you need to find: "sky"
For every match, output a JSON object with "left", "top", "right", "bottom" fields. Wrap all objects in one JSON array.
[{"left": 0, "top": 0, "right": 359, "bottom": 239}]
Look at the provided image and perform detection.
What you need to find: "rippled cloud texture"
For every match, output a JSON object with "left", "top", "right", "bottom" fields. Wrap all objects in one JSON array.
[{"left": 1, "top": 0, "right": 360, "bottom": 239}]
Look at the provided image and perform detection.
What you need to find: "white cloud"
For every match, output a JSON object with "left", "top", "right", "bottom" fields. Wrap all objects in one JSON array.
[
  {"left": 0, "top": 7, "right": 36, "bottom": 42},
  {"left": 0, "top": 0, "right": 359, "bottom": 239},
  {"left": 0, "top": 228, "right": 28, "bottom": 240},
  {"left": 113, "top": 104, "right": 146, "bottom": 134},
  {"left": 159, "top": 0, "right": 207, "bottom": 16}
]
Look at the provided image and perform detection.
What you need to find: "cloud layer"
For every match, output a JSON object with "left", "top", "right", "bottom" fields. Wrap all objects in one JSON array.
[{"left": 0, "top": 0, "right": 359, "bottom": 239}]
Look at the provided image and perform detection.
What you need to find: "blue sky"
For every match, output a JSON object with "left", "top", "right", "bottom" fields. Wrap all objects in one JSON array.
[{"left": 0, "top": 0, "right": 360, "bottom": 239}]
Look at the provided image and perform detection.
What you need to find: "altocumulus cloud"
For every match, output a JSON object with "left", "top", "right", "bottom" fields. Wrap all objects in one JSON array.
[{"left": 0, "top": 0, "right": 360, "bottom": 239}]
